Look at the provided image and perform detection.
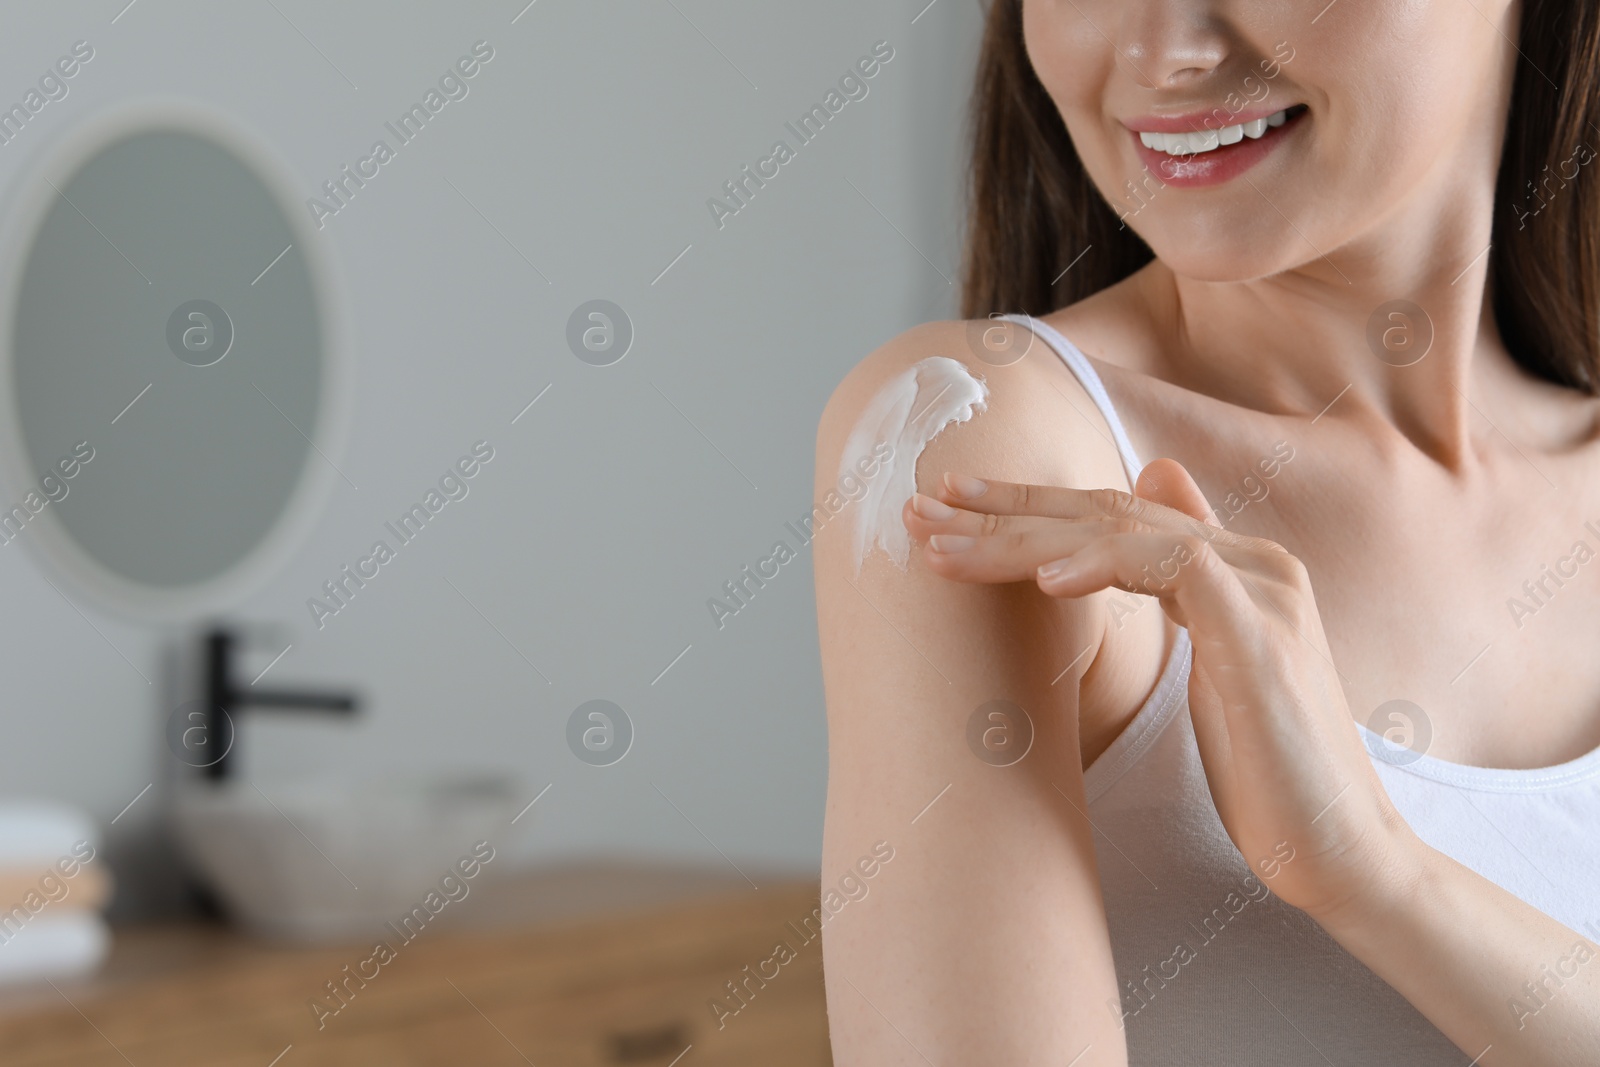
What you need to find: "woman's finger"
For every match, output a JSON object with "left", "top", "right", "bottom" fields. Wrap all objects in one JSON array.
[
  {"left": 936, "top": 471, "right": 1148, "bottom": 520},
  {"left": 907, "top": 502, "right": 1134, "bottom": 583},
  {"left": 1032, "top": 528, "right": 1264, "bottom": 656},
  {"left": 904, "top": 492, "right": 1269, "bottom": 584},
  {"left": 1135, "top": 458, "right": 1222, "bottom": 528},
  {"left": 934, "top": 471, "right": 1260, "bottom": 552}
]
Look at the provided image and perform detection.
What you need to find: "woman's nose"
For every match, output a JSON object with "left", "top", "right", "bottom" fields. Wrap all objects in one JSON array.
[{"left": 1114, "top": 4, "right": 1230, "bottom": 90}]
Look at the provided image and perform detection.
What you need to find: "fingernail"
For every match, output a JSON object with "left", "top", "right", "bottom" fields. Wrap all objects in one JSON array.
[
  {"left": 944, "top": 473, "right": 988, "bottom": 499},
  {"left": 929, "top": 534, "right": 977, "bottom": 553},
  {"left": 912, "top": 493, "right": 959, "bottom": 520},
  {"left": 1037, "top": 557, "right": 1077, "bottom": 581}
]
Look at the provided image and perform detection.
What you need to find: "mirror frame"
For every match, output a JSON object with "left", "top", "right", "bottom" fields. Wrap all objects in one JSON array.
[{"left": 0, "top": 96, "right": 354, "bottom": 623}]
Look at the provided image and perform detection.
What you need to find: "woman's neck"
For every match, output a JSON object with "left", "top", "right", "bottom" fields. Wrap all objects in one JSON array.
[{"left": 1142, "top": 141, "right": 1556, "bottom": 473}]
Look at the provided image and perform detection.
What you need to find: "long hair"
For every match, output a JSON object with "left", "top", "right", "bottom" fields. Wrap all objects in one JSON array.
[{"left": 960, "top": 0, "right": 1600, "bottom": 394}]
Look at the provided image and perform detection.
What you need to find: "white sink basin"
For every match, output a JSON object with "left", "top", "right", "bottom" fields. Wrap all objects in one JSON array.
[{"left": 173, "top": 771, "right": 528, "bottom": 942}]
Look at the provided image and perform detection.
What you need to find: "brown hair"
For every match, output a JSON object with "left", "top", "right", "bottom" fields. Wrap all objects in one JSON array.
[{"left": 960, "top": 0, "right": 1600, "bottom": 393}]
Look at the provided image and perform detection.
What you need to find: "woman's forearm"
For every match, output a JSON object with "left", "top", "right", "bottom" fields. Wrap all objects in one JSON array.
[{"left": 1313, "top": 827, "right": 1600, "bottom": 1067}]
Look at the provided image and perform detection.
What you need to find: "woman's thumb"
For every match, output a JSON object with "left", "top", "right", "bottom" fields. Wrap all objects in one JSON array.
[{"left": 1134, "top": 458, "right": 1219, "bottom": 527}]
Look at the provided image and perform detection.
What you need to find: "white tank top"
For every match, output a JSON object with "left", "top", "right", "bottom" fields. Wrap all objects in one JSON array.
[{"left": 1001, "top": 314, "right": 1600, "bottom": 1065}]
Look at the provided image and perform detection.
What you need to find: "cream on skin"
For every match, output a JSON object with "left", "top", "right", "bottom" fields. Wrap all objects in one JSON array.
[{"left": 839, "top": 356, "right": 988, "bottom": 576}]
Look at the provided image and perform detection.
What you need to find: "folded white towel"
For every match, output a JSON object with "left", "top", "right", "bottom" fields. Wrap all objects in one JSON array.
[
  {"left": 0, "top": 911, "right": 110, "bottom": 985},
  {"left": 0, "top": 802, "right": 97, "bottom": 865}
]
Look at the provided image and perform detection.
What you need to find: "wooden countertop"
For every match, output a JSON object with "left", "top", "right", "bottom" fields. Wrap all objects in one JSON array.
[{"left": 0, "top": 864, "right": 834, "bottom": 1066}]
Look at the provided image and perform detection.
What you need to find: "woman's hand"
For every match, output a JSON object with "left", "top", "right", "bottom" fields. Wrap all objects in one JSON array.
[{"left": 901, "top": 458, "right": 1423, "bottom": 923}]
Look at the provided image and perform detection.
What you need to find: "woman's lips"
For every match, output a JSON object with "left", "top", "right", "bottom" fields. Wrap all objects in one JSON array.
[{"left": 1127, "top": 105, "right": 1306, "bottom": 189}]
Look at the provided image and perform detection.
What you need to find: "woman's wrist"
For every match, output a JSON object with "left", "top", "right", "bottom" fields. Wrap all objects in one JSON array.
[{"left": 1303, "top": 809, "right": 1436, "bottom": 942}]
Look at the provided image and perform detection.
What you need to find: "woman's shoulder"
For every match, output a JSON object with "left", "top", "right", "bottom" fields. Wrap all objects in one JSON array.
[
  {"left": 814, "top": 316, "right": 1132, "bottom": 498},
  {"left": 811, "top": 311, "right": 1176, "bottom": 768}
]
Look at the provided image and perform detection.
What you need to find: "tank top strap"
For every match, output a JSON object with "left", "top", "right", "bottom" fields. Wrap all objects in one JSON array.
[{"left": 998, "top": 313, "right": 1145, "bottom": 486}]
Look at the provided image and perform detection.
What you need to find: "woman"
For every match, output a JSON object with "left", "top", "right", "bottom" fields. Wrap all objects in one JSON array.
[{"left": 812, "top": 1, "right": 1600, "bottom": 1063}]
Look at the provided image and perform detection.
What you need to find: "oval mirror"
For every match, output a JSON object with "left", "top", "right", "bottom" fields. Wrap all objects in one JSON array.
[{"left": 0, "top": 100, "right": 349, "bottom": 621}]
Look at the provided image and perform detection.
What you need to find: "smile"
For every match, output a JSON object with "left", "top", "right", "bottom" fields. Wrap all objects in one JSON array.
[
  {"left": 1136, "top": 107, "right": 1296, "bottom": 156},
  {"left": 1126, "top": 104, "right": 1308, "bottom": 189}
]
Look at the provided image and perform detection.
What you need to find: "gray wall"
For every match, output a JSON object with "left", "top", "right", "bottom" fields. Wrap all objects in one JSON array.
[{"left": 0, "top": 0, "right": 985, "bottom": 916}]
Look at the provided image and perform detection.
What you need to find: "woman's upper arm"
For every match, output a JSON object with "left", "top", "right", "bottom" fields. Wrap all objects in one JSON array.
[{"left": 811, "top": 321, "right": 1132, "bottom": 1066}]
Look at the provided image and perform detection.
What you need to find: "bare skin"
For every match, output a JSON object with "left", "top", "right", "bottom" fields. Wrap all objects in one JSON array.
[{"left": 815, "top": 0, "right": 1600, "bottom": 1063}]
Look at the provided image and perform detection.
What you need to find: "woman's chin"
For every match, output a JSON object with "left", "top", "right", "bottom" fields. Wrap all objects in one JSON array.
[{"left": 1139, "top": 233, "right": 1328, "bottom": 286}]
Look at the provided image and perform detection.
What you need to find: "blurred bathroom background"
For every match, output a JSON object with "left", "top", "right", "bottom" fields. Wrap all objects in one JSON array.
[{"left": 0, "top": 0, "right": 982, "bottom": 1063}]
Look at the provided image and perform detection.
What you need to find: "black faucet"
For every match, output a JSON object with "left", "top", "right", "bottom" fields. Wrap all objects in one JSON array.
[{"left": 200, "top": 624, "right": 358, "bottom": 780}]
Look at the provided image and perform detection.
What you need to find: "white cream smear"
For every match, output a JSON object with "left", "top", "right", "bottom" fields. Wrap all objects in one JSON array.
[{"left": 840, "top": 356, "right": 988, "bottom": 576}]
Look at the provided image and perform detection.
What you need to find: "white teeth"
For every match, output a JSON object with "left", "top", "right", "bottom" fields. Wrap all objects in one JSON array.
[
  {"left": 1147, "top": 129, "right": 1217, "bottom": 155},
  {"left": 1138, "top": 108, "right": 1290, "bottom": 156}
]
